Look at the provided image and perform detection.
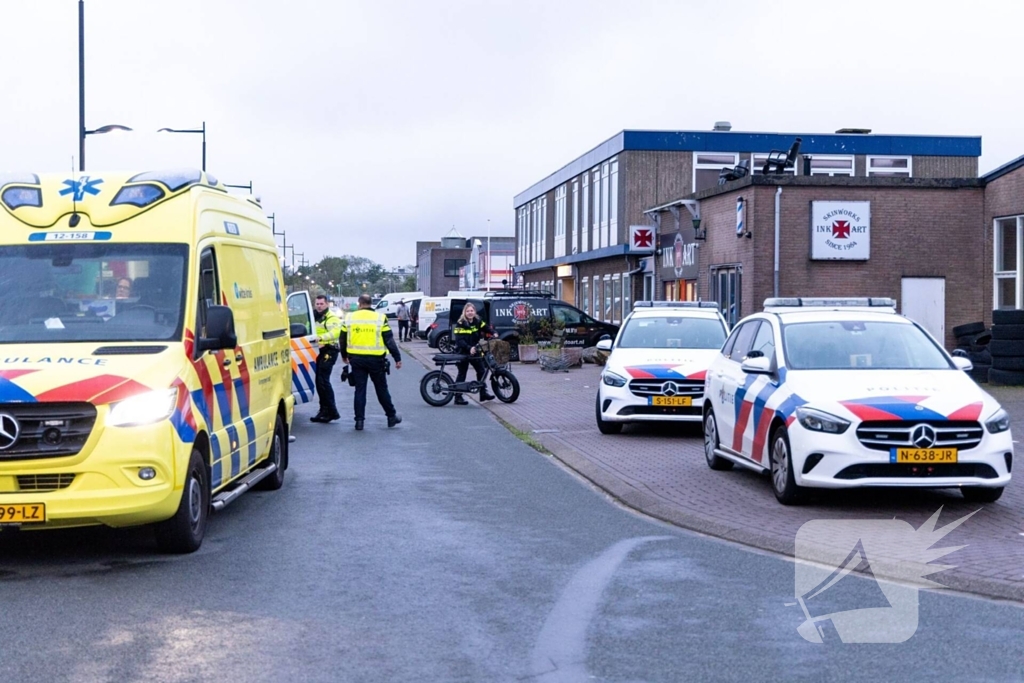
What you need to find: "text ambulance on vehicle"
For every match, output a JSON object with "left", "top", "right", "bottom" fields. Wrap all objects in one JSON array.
[
  {"left": 0, "top": 169, "right": 319, "bottom": 552},
  {"left": 702, "top": 298, "right": 1012, "bottom": 505}
]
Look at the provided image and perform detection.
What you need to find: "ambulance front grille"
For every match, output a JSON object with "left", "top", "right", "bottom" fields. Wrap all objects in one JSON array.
[
  {"left": 0, "top": 403, "right": 97, "bottom": 460},
  {"left": 16, "top": 474, "right": 76, "bottom": 491}
]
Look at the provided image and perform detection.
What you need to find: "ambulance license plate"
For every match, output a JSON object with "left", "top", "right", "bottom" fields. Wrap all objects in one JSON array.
[
  {"left": 0, "top": 504, "right": 46, "bottom": 523},
  {"left": 651, "top": 396, "right": 692, "bottom": 407},
  {"left": 891, "top": 448, "right": 957, "bottom": 463}
]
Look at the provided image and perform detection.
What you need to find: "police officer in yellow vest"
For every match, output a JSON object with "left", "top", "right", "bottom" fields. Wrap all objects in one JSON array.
[
  {"left": 340, "top": 293, "right": 403, "bottom": 431},
  {"left": 311, "top": 294, "right": 343, "bottom": 423}
]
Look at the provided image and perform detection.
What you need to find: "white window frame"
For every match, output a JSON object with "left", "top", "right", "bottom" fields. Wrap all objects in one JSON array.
[
  {"left": 592, "top": 275, "right": 600, "bottom": 319},
  {"left": 554, "top": 185, "right": 567, "bottom": 258},
  {"left": 591, "top": 168, "right": 601, "bottom": 251},
  {"left": 571, "top": 180, "right": 579, "bottom": 255},
  {"left": 750, "top": 153, "right": 796, "bottom": 176},
  {"left": 809, "top": 155, "right": 855, "bottom": 177},
  {"left": 600, "top": 162, "right": 610, "bottom": 249},
  {"left": 867, "top": 155, "right": 912, "bottom": 178},
  {"left": 693, "top": 152, "right": 740, "bottom": 192},
  {"left": 603, "top": 274, "right": 613, "bottom": 322},
  {"left": 581, "top": 174, "right": 590, "bottom": 253},
  {"left": 539, "top": 196, "right": 547, "bottom": 261},
  {"left": 994, "top": 216, "right": 1024, "bottom": 309},
  {"left": 609, "top": 158, "right": 619, "bottom": 246},
  {"left": 621, "top": 271, "right": 631, "bottom": 320}
]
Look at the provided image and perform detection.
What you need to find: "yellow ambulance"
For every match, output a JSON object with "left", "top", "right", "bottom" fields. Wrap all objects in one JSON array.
[{"left": 0, "top": 169, "right": 317, "bottom": 552}]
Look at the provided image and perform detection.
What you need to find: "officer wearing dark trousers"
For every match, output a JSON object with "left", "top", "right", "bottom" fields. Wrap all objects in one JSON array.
[
  {"left": 311, "top": 295, "right": 342, "bottom": 423},
  {"left": 452, "top": 302, "right": 495, "bottom": 405},
  {"left": 340, "top": 294, "right": 403, "bottom": 431}
]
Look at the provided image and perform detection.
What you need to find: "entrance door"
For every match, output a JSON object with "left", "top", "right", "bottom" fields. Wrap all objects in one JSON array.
[
  {"left": 901, "top": 277, "right": 945, "bottom": 345},
  {"left": 559, "top": 277, "right": 575, "bottom": 306}
]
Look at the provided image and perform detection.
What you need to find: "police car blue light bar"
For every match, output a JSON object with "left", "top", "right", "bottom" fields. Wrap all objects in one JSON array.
[
  {"left": 633, "top": 301, "right": 720, "bottom": 309},
  {"left": 763, "top": 297, "right": 896, "bottom": 309}
]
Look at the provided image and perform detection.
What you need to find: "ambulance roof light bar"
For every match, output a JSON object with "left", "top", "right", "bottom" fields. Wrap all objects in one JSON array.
[{"left": 763, "top": 297, "right": 897, "bottom": 311}]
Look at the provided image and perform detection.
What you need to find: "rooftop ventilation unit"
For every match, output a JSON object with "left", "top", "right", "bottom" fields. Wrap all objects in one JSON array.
[
  {"left": 713, "top": 121, "right": 732, "bottom": 131},
  {"left": 835, "top": 128, "right": 872, "bottom": 134}
]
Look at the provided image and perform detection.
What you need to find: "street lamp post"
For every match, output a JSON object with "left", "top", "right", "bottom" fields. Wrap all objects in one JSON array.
[
  {"left": 157, "top": 121, "right": 206, "bottom": 170},
  {"left": 78, "top": 0, "right": 85, "bottom": 171}
]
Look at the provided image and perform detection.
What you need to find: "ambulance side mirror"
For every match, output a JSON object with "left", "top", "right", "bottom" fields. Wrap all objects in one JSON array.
[{"left": 198, "top": 306, "right": 237, "bottom": 352}]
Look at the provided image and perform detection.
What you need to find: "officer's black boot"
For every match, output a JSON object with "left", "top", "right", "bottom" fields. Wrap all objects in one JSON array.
[
  {"left": 310, "top": 413, "right": 327, "bottom": 423},
  {"left": 454, "top": 395, "right": 469, "bottom": 405},
  {"left": 480, "top": 388, "right": 495, "bottom": 402},
  {"left": 388, "top": 414, "right": 402, "bottom": 428},
  {"left": 355, "top": 419, "right": 364, "bottom": 431}
]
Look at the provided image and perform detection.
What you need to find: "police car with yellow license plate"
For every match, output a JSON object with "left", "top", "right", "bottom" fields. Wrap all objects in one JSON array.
[
  {"left": 596, "top": 302, "right": 729, "bottom": 434},
  {"left": 702, "top": 298, "right": 1013, "bottom": 504}
]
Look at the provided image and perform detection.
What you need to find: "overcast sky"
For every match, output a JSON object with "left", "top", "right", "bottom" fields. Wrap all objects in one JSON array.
[{"left": 3, "top": 0, "right": 1022, "bottom": 268}]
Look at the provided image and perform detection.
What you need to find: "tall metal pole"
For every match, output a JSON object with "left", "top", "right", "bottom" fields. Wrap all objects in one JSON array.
[
  {"left": 201, "top": 121, "right": 206, "bottom": 171},
  {"left": 78, "top": 0, "right": 85, "bottom": 171},
  {"left": 486, "top": 218, "right": 491, "bottom": 291}
]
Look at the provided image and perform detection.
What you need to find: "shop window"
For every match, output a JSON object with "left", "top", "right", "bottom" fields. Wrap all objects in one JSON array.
[
  {"left": 611, "top": 274, "right": 622, "bottom": 323},
  {"left": 554, "top": 184, "right": 567, "bottom": 258},
  {"left": 694, "top": 152, "right": 739, "bottom": 192},
  {"left": 994, "top": 216, "right": 1023, "bottom": 309},
  {"left": 581, "top": 174, "right": 590, "bottom": 253},
  {"left": 867, "top": 156, "right": 912, "bottom": 177},
  {"left": 592, "top": 276, "right": 601, "bottom": 319},
  {"left": 603, "top": 275, "right": 613, "bottom": 321},
  {"left": 621, "top": 272, "right": 631, "bottom": 320},
  {"left": 711, "top": 264, "right": 742, "bottom": 327},
  {"left": 444, "top": 259, "right": 466, "bottom": 277},
  {"left": 609, "top": 159, "right": 619, "bottom": 246},
  {"left": 581, "top": 279, "right": 590, "bottom": 318},
  {"left": 571, "top": 180, "right": 579, "bottom": 255},
  {"left": 592, "top": 169, "right": 601, "bottom": 250},
  {"left": 809, "top": 156, "right": 854, "bottom": 177}
]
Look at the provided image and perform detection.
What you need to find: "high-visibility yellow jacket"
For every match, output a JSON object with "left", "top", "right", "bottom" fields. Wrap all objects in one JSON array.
[
  {"left": 315, "top": 309, "right": 342, "bottom": 347},
  {"left": 341, "top": 308, "right": 397, "bottom": 358}
]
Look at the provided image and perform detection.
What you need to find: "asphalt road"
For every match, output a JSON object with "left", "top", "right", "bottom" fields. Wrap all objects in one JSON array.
[{"left": 0, "top": 361, "right": 1022, "bottom": 682}]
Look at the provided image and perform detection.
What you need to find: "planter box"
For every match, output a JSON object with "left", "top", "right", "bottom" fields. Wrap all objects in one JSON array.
[{"left": 518, "top": 344, "right": 540, "bottom": 363}]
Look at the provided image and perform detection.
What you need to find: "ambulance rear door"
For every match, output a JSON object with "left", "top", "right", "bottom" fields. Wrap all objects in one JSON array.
[{"left": 287, "top": 291, "right": 318, "bottom": 404}]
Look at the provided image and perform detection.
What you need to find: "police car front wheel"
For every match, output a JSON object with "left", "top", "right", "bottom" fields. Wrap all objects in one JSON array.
[
  {"left": 770, "top": 426, "right": 805, "bottom": 505},
  {"left": 595, "top": 394, "right": 622, "bottom": 435},
  {"left": 961, "top": 486, "right": 1004, "bottom": 503}
]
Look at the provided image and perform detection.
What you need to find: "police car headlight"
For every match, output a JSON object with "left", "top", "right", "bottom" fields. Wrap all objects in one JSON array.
[
  {"left": 601, "top": 370, "right": 627, "bottom": 388},
  {"left": 108, "top": 389, "right": 177, "bottom": 427},
  {"left": 796, "top": 407, "right": 850, "bottom": 434},
  {"left": 985, "top": 408, "right": 1011, "bottom": 434}
]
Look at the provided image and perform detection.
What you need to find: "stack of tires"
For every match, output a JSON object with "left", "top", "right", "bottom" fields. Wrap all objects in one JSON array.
[
  {"left": 989, "top": 310, "right": 1024, "bottom": 386},
  {"left": 952, "top": 321, "right": 991, "bottom": 384}
]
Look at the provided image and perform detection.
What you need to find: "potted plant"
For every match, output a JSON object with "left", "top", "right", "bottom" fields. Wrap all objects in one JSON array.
[{"left": 515, "top": 318, "right": 540, "bottom": 363}]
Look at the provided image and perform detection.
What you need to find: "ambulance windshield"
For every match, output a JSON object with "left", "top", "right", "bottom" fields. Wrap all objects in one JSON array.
[{"left": 0, "top": 243, "right": 188, "bottom": 343}]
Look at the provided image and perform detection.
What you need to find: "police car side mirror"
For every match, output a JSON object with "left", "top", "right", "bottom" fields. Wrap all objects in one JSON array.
[
  {"left": 951, "top": 356, "right": 973, "bottom": 372},
  {"left": 596, "top": 339, "right": 613, "bottom": 352},
  {"left": 198, "top": 305, "right": 237, "bottom": 352},
  {"left": 290, "top": 323, "right": 309, "bottom": 338},
  {"left": 741, "top": 357, "right": 772, "bottom": 375}
]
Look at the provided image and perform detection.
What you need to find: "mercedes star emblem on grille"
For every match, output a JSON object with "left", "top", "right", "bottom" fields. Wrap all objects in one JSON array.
[
  {"left": 0, "top": 412, "right": 21, "bottom": 450},
  {"left": 911, "top": 424, "right": 937, "bottom": 449},
  {"left": 662, "top": 382, "right": 679, "bottom": 396}
]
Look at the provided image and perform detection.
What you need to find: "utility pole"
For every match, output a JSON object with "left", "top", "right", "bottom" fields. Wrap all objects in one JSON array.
[{"left": 78, "top": 0, "right": 85, "bottom": 171}]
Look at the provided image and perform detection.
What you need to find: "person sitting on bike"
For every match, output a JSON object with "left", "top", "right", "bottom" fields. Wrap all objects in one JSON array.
[{"left": 453, "top": 302, "right": 495, "bottom": 405}]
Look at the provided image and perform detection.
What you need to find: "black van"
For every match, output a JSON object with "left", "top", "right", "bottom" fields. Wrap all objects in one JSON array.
[{"left": 445, "top": 288, "right": 618, "bottom": 359}]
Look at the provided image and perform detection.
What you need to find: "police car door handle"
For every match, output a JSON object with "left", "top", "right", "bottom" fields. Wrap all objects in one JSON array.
[
  {"left": 235, "top": 353, "right": 244, "bottom": 362},
  {"left": 222, "top": 357, "right": 232, "bottom": 367}
]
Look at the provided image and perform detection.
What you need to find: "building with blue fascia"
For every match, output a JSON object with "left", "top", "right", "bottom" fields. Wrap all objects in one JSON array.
[{"left": 511, "top": 125, "right": 981, "bottom": 332}]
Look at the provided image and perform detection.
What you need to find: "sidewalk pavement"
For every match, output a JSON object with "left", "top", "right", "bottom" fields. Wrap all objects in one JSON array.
[{"left": 402, "top": 340, "right": 1024, "bottom": 602}]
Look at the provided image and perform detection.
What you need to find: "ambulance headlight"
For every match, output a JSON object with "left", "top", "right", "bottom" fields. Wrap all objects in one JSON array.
[
  {"left": 108, "top": 389, "right": 177, "bottom": 427},
  {"left": 796, "top": 407, "right": 850, "bottom": 434}
]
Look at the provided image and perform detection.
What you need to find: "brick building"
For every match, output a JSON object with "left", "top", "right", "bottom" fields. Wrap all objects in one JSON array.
[
  {"left": 512, "top": 126, "right": 981, "bottom": 330},
  {"left": 415, "top": 230, "right": 515, "bottom": 296}
]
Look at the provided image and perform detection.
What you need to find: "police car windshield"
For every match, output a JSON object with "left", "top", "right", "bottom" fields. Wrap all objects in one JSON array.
[
  {"left": 782, "top": 320, "right": 950, "bottom": 370},
  {"left": 618, "top": 316, "right": 726, "bottom": 349},
  {"left": 0, "top": 243, "right": 188, "bottom": 343}
]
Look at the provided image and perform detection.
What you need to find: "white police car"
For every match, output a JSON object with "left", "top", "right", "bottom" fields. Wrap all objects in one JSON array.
[
  {"left": 596, "top": 302, "right": 729, "bottom": 434},
  {"left": 702, "top": 298, "right": 1013, "bottom": 504}
]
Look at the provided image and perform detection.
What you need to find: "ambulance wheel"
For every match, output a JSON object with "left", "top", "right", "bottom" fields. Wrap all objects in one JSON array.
[
  {"left": 770, "top": 425, "right": 804, "bottom": 505},
  {"left": 595, "top": 394, "right": 622, "bottom": 434},
  {"left": 491, "top": 370, "right": 520, "bottom": 403},
  {"left": 155, "top": 448, "right": 210, "bottom": 553},
  {"left": 703, "top": 409, "right": 733, "bottom": 471},
  {"left": 961, "top": 486, "right": 1004, "bottom": 503},
  {"left": 256, "top": 414, "right": 287, "bottom": 491},
  {"left": 420, "top": 371, "right": 455, "bottom": 406}
]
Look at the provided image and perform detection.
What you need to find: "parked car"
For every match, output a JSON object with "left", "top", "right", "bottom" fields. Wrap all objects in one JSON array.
[
  {"left": 596, "top": 302, "right": 728, "bottom": 434},
  {"left": 445, "top": 289, "right": 619, "bottom": 360},
  {"left": 702, "top": 297, "right": 1012, "bottom": 505}
]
